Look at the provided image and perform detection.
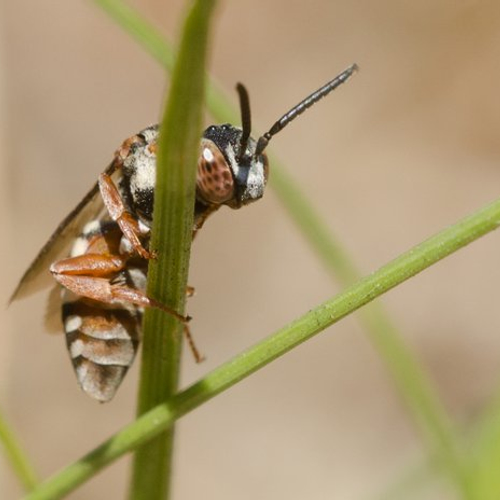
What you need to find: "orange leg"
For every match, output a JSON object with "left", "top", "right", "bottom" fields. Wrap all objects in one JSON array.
[
  {"left": 50, "top": 254, "right": 188, "bottom": 323},
  {"left": 51, "top": 254, "right": 125, "bottom": 277},
  {"left": 98, "top": 173, "right": 154, "bottom": 260}
]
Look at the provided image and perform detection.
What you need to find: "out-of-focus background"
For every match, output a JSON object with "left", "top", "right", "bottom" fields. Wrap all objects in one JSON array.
[{"left": 2, "top": 1, "right": 500, "bottom": 498}]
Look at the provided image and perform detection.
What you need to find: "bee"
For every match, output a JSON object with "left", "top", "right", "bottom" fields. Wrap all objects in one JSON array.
[{"left": 10, "top": 64, "right": 358, "bottom": 402}]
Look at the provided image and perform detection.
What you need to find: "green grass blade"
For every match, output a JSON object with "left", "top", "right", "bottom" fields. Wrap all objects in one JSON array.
[
  {"left": 0, "top": 408, "right": 38, "bottom": 491},
  {"left": 25, "top": 193, "right": 500, "bottom": 500},
  {"left": 128, "top": 1, "right": 216, "bottom": 499}
]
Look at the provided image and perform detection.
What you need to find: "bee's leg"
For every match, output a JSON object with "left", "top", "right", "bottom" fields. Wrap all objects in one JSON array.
[
  {"left": 109, "top": 283, "right": 203, "bottom": 361},
  {"left": 52, "top": 254, "right": 202, "bottom": 361},
  {"left": 112, "top": 285, "right": 203, "bottom": 362},
  {"left": 182, "top": 324, "right": 204, "bottom": 363},
  {"left": 186, "top": 285, "right": 195, "bottom": 297},
  {"left": 50, "top": 255, "right": 188, "bottom": 323},
  {"left": 110, "top": 285, "right": 189, "bottom": 323},
  {"left": 98, "top": 173, "right": 154, "bottom": 260},
  {"left": 51, "top": 253, "right": 126, "bottom": 277}
]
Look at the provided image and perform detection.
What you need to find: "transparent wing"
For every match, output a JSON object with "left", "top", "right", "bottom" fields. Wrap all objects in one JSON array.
[
  {"left": 10, "top": 162, "right": 117, "bottom": 303},
  {"left": 44, "top": 285, "right": 63, "bottom": 334},
  {"left": 10, "top": 183, "right": 103, "bottom": 302}
]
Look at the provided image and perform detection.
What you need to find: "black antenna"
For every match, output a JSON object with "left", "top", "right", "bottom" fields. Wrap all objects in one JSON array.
[
  {"left": 236, "top": 82, "right": 252, "bottom": 161},
  {"left": 255, "top": 63, "right": 359, "bottom": 156}
]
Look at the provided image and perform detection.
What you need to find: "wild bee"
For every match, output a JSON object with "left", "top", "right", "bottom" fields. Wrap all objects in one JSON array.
[{"left": 10, "top": 64, "right": 358, "bottom": 402}]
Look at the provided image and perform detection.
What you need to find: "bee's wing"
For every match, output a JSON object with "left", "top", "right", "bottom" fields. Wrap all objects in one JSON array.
[
  {"left": 9, "top": 182, "right": 104, "bottom": 302},
  {"left": 10, "top": 162, "right": 117, "bottom": 303},
  {"left": 44, "top": 285, "right": 64, "bottom": 333}
]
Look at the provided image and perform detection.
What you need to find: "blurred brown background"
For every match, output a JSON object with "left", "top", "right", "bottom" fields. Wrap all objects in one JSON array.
[{"left": 2, "top": 0, "right": 500, "bottom": 498}]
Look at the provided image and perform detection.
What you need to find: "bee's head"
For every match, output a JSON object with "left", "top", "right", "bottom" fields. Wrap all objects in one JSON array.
[
  {"left": 195, "top": 64, "right": 358, "bottom": 210},
  {"left": 197, "top": 124, "right": 268, "bottom": 209}
]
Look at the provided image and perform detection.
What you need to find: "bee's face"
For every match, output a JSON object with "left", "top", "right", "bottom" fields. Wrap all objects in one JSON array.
[{"left": 197, "top": 124, "right": 269, "bottom": 209}]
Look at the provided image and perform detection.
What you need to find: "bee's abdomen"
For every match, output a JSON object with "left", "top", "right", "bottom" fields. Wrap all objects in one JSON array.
[{"left": 62, "top": 300, "right": 141, "bottom": 402}]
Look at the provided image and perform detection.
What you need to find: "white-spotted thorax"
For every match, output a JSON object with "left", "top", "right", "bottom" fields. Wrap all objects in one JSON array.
[{"left": 120, "top": 125, "right": 160, "bottom": 226}]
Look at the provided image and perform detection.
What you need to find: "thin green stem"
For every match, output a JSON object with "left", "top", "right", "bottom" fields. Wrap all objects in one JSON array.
[
  {"left": 0, "top": 409, "right": 38, "bottom": 491},
  {"left": 128, "top": 1, "right": 216, "bottom": 499},
  {"left": 25, "top": 193, "right": 500, "bottom": 500}
]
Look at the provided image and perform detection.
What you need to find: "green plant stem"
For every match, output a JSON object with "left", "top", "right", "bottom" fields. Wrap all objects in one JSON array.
[
  {"left": 25, "top": 194, "right": 500, "bottom": 500},
  {"left": 128, "top": 1, "right": 216, "bottom": 499},
  {"left": 0, "top": 409, "right": 38, "bottom": 491}
]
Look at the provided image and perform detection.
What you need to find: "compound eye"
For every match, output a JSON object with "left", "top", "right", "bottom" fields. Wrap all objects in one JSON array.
[{"left": 196, "top": 140, "right": 235, "bottom": 204}]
